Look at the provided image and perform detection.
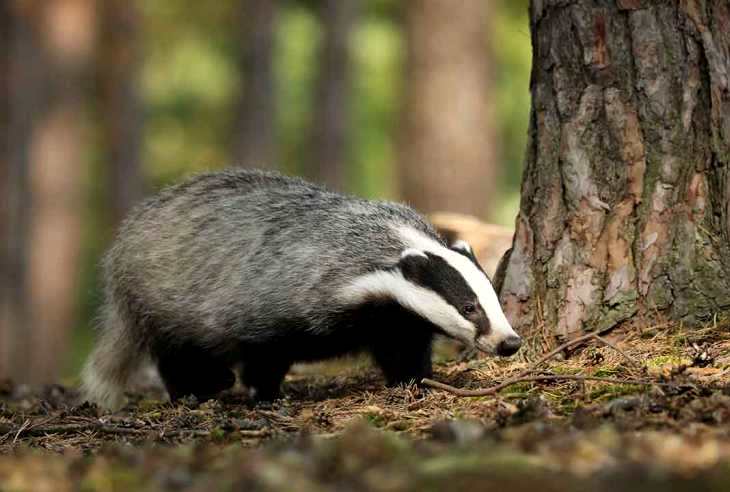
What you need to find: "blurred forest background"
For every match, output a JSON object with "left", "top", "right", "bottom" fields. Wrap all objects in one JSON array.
[{"left": 0, "top": 0, "right": 531, "bottom": 385}]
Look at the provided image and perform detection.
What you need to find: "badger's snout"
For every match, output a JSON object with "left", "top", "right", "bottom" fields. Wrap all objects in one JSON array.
[
  {"left": 495, "top": 335, "right": 522, "bottom": 357},
  {"left": 474, "top": 330, "right": 522, "bottom": 357}
]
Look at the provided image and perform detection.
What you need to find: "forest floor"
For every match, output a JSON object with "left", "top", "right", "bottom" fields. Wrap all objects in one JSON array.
[{"left": 2, "top": 320, "right": 730, "bottom": 491}]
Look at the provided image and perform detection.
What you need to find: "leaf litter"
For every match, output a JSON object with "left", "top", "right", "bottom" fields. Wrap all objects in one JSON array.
[{"left": 2, "top": 321, "right": 730, "bottom": 490}]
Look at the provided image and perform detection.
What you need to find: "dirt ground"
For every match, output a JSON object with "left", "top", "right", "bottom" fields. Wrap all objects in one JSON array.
[{"left": 2, "top": 321, "right": 730, "bottom": 491}]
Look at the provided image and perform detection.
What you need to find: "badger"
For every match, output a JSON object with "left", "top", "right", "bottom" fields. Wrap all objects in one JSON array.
[{"left": 81, "top": 170, "right": 521, "bottom": 409}]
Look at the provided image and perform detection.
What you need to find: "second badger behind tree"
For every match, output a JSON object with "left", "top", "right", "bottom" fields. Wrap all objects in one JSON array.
[{"left": 82, "top": 170, "right": 522, "bottom": 409}]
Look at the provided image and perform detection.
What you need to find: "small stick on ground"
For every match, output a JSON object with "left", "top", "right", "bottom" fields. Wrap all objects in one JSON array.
[
  {"left": 157, "top": 429, "right": 212, "bottom": 439},
  {"left": 0, "top": 422, "right": 151, "bottom": 438},
  {"left": 12, "top": 419, "right": 31, "bottom": 444}
]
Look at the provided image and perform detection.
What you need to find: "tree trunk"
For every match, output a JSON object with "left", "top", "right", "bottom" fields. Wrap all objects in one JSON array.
[
  {"left": 22, "top": 0, "right": 95, "bottom": 383},
  {"left": 399, "top": 0, "right": 497, "bottom": 217},
  {"left": 232, "top": 0, "right": 277, "bottom": 169},
  {"left": 98, "top": 0, "right": 143, "bottom": 228},
  {"left": 2, "top": 1, "right": 39, "bottom": 380},
  {"left": 496, "top": 0, "right": 730, "bottom": 343},
  {"left": 0, "top": 0, "right": 14, "bottom": 378},
  {"left": 0, "top": 2, "right": 7, "bottom": 199},
  {"left": 308, "top": 0, "right": 357, "bottom": 191}
]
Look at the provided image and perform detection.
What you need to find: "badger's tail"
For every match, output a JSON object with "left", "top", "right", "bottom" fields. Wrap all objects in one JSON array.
[{"left": 81, "top": 304, "right": 146, "bottom": 410}]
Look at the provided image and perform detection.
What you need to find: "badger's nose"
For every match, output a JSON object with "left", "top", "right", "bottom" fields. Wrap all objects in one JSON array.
[{"left": 496, "top": 335, "right": 522, "bottom": 357}]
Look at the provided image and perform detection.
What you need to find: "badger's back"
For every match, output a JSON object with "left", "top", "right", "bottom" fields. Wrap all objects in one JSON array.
[{"left": 106, "top": 170, "right": 440, "bottom": 344}]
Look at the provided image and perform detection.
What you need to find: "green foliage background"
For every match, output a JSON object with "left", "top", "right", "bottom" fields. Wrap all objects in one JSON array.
[{"left": 69, "top": 0, "right": 531, "bottom": 377}]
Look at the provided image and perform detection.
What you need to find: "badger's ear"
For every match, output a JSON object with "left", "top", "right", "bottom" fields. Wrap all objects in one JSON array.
[
  {"left": 450, "top": 240, "right": 473, "bottom": 256},
  {"left": 450, "top": 239, "right": 487, "bottom": 273},
  {"left": 399, "top": 249, "right": 429, "bottom": 282},
  {"left": 400, "top": 248, "right": 428, "bottom": 260}
]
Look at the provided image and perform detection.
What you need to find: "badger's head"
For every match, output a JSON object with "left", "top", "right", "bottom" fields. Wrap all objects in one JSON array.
[{"left": 344, "top": 228, "right": 521, "bottom": 357}]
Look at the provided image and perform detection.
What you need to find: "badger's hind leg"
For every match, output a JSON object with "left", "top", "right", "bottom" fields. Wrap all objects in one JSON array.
[{"left": 154, "top": 343, "right": 235, "bottom": 402}]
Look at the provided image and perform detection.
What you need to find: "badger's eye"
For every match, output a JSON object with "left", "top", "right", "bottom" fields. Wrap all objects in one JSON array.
[{"left": 462, "top": 303, "right": 476, "bottom": 315}]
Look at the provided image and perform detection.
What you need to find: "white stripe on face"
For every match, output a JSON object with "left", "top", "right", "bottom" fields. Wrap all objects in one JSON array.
[
  {"left": 340, "top": 270, "right": 477, "bottom": 344},
  {"left": 396, "top": 226, "right": 519, "bottom": 353}
]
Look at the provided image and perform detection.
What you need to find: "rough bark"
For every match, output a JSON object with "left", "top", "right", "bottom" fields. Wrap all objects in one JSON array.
[
  {"left": 98, "top": 0, "right": 143, "bottom": 227},
  {"left": 497, "top": 0, "right": 730, "bottom": 341},
  {"left": 399, "top": 0, "right": 497, "bottom": 217},
  {"left": 308, "top": 0, "right": 358, "bottom": 191},
  {"left": 232, "top": 0, "right": 277, "bottom": 169}
]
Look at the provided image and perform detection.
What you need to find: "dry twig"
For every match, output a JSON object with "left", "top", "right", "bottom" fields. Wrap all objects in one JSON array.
[
  {"left": 0, "top": 422, "right": 149, "bottom": 438},
  {"left": 12, "top": 419, "right": 31, "bottom": 444}
]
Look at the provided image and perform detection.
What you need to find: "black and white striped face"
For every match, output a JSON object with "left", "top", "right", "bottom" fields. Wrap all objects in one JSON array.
[{"left": 343, "top": 227, "right": 522, "bottom": 357}]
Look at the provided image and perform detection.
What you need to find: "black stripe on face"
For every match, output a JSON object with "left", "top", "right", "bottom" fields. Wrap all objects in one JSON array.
[{"left": 399, "top": 252, "right": 486, "bottom": 328}]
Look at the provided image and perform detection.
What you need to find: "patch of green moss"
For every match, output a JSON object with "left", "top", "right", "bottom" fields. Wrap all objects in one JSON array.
[
  {"left": 136, "top": 399, "right": 165, "bottom": 412},
  {"left": 365, "top": 413, "right": 386, "bottom": 428},
  {"left": 592, "top": 366, "right": 622, "bottom": 377},
  {"left": 556, "top": 398, "right": 579, "bottom": 415},
  {"left": 645, "top": 355, "right": 687, "bottom": 369},
  {"left": 549, "top": 365, "right": 582, "bottom": 375},
  {"left": 587, "top": 383, "right": 641, "bottom": 401},
  {"left": 499, "top": 382, "right": 534, "bottom": 396},
  {"left": 210, "top": 427, "right": 227, "bottom": 442}
]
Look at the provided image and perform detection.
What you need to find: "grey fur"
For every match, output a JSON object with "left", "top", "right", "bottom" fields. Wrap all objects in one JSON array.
[{"left": 82, "top": 170, "right": 445, "bottom": 409}]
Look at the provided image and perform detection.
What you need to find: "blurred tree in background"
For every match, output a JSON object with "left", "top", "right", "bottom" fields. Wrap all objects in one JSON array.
[
  {"left": 28, "top": 0, "right": 95, "bottom": 384},
  {"left": 308, "top": 0, "right": 358, "bottom": 190},
  {"left": 98, "top": 0, "right": 144, "bottom": 228},
  {"left": 3, "top": 0, "right": 95, "bottom": 383},
  {"left": 0, "top": 0, "right": 532, "bottom": 383},
  {"left": 232, "top": 0, "right": 278, "bottom": 169},
  {"left": 2, "top": 3, "right": 20, "bottom": 380},
  {"left": 399, "top": 0, "right": 495, "bottom": 217}
]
